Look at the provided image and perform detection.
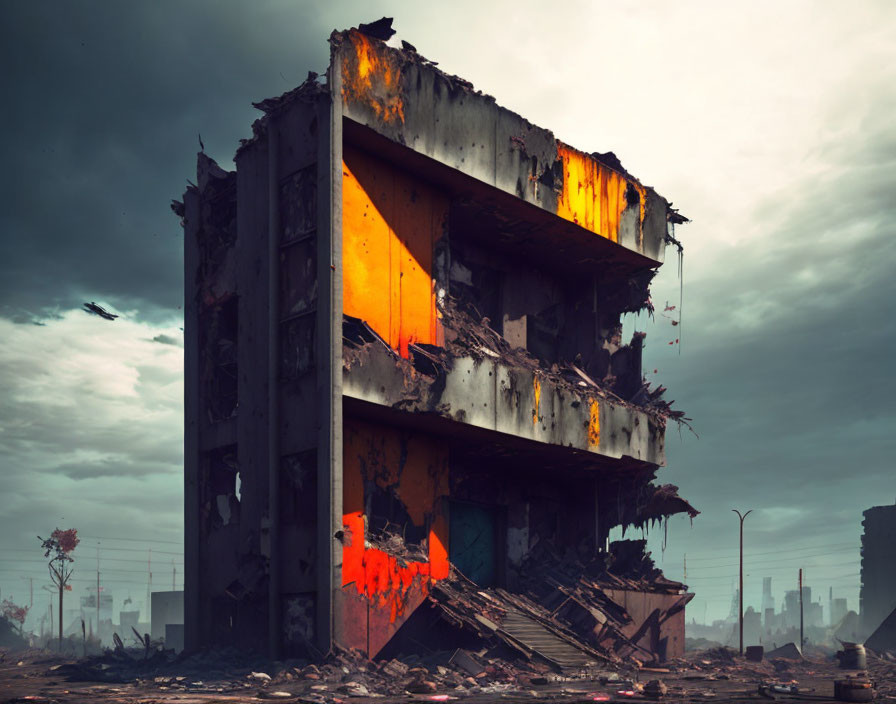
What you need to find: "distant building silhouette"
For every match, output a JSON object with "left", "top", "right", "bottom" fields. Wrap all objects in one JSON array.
[{"left": 861, "top": 501, "right": 896, "bottom": 636}]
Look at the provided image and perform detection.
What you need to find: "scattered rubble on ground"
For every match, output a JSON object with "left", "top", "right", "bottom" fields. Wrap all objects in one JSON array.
[{"left": 4, "top": 641, "right": 896, "bottom": 703}]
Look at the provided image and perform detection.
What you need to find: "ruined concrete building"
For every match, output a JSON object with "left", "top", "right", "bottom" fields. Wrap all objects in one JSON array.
[
  {"left": 178, "top": 20, "right": 696, "bottom": 667},
  {"left": 860, "top": 501, "right": 896, "bottom": 638}
]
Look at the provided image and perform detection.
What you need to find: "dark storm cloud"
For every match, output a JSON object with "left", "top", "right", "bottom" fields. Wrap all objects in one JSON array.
[
  {"left": 641, "top": 86, "right": 896, "bottom": 614},
  {"left": 50, "top": 458, "right": 180, "bottom": 481},
  {"left": 0, "top": 1, "right": 335, "bottom": 323}
]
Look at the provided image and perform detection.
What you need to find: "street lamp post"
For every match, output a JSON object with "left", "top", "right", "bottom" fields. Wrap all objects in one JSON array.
[{"left": 732, "top": 509, "right": 753, "bottom": 656}]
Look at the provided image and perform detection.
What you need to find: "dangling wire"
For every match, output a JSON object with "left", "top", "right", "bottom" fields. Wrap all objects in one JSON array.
[{"left": 678, "top": 231, "right": 683, "bottom": 356}]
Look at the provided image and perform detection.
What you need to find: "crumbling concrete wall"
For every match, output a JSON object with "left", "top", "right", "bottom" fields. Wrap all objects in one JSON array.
[
  {"left": 340, "top": 418, "right": 449, "bottom": 656},
  {"left": 333, "top": 30, "right": 676, "bottom": 265},
  {"left": 602, "top": 589, "right": 688, "bottom": 661}
]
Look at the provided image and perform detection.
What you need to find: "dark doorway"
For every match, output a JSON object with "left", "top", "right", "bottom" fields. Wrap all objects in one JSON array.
[{"left": 449, "top": 501, "right": 497, "bottom": 586}]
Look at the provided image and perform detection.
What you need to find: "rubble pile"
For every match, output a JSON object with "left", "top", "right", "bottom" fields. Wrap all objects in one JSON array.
[
  {"left": 343, "top": 297, "right": 689, "bottom": 427},
  {"left": 362, "top": 538, "right": 695, "bottom": 674},
  {"left": 514, "top": 540, "right": 692, "bottom": 658},
  {"left": 436, "top": 299, "right": 689, "bottom": 424},
  {"left": 6, "top": 642, "right": 894, "bottom": 703}
]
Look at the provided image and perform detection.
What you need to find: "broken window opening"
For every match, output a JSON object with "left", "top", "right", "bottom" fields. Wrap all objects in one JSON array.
[
  {"left": 199, "top": 297, "right": 238, "bottom": 422},
  {"left": 201, "top": 445, "right": 240, "bottom": 534},
  {"left": 280, "top": 314, "right": 315, "bottom": 380},
  {"left": 280, "top": 450, "right": 316, "bottom": 526},
  {"left": 365, "top": 480, "right": 427, "bottom": 547}
]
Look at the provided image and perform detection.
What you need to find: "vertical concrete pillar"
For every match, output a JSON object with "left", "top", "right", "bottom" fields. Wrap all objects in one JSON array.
[{"left": 316, "top": 66, "right": 344, "bottom": 652}]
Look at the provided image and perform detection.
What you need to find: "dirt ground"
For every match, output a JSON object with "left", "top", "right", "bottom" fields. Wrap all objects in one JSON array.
[{"left": 2, "top": 647, "right": 894, "bottom": 704}]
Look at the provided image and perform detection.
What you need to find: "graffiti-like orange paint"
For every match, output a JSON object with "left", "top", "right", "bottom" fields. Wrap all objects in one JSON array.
[
  {"left": 556, "top": 144, "right": 635, "bottom": 244},
  {"left": 588, "top": 399, "right": 601, "bottom": 448},
  {"left": 532, "top": 376, "right": 541, "bottom": 426},
  {"left": 341, "top": 32, "right": 405, "bottom": 125},
  {"left": 342, "top": 420, "right": 450, "bottom": 624},
  {"left": 342, "top": 146, "right": 447, "bottom": 358}
]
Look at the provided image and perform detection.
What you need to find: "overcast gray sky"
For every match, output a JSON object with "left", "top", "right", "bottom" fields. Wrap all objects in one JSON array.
[{"left": 1, "top": 1, "right": 894, "bottom": 631}]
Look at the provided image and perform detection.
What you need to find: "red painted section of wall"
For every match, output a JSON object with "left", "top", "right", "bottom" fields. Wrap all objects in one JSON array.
[{"left": 340, "top": 419, "right": 450, "bottom": 655}]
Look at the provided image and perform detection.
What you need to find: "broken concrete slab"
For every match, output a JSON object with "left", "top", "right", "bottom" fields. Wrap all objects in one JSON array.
[{"left": 766, "top": 642, "right": 803, "bottom": 660}]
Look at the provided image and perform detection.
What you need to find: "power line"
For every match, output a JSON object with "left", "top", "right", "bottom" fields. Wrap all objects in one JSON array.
[
  {"left": 80, "top": 535, "right": 182, "bottom": 546},
  {"left": 680, "top": 542, "right": 859, "bottom": 562},
  {"left": 681, "top": 545, "right": 859, "bottom": 564},
  {"left": 1, "top": 546, "right": 183, "bottom": 556},
  {"left": 0, "top": 566, "right": 163, "bottom": 576},
  {"left": 680, "top": 554, "right": 860, "bottom": 571},
  {"left": 6, "top": 557, "right": 182, "bottom": 566}
]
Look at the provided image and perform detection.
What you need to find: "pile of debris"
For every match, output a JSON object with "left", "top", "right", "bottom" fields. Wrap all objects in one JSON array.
[
  {"left": 344, "top": 296, "right": 689, "bottom": 427},
  {"left": 7, "top": 642, "right": 888, "bottom": 703},
  {"left": 40, "top": 643, "right": 563, "bottom": 698},
  {"left": 408, "top": 539, "right": 692, "bottom": 674},
  {"left": 439, "top": 298, "right": 688, "bottom": 424}
]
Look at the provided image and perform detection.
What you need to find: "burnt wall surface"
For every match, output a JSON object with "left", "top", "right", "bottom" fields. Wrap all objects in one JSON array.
[
  {"left": 338, "top": 143, "right": 667, "bottom": 432},
  {"left": 447, "top": 229, "right": 654, "bottom": 403},
  {"left": 183, "top": 86, "right": 335, "bottom": 656},
  {"left": 333, "top": 29, "right": 681, "bottom": 266},
  {"left": 334, "top": 413, "right": 683, "bottom": 658}
]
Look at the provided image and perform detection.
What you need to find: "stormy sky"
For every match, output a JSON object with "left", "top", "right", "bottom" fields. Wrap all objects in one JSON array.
[{"left": 1, "top": 1, "right": 894, "bottom": 632}]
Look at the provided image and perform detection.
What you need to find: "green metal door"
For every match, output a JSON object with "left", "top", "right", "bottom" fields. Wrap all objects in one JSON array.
[{"left": 449, "top": 501, "right": 496, "bottom": 586}]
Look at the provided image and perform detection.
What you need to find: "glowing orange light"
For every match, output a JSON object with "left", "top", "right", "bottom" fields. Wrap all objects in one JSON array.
[
  {"left": 588, "top": 399, "right": 601, "bottom": 448},
  {"left": 341, "top": 32, "right": 405, "bottom": 124}
]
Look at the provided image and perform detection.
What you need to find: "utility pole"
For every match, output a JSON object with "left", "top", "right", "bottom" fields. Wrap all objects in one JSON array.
[
  {"left": 732, "top": 509, "right": 753, "bottom": 656},
  {"left": 147, "top": 548, "right": 152, "bottom": 624},
  {"left": 96, "top": 542, "right": 100, "bottom": 639},
  {"left": 172, "top": 560, "right": 176, "bottom": 591},
  {"left": 799, "top": 568, "right": 804, "bottom": 651}
]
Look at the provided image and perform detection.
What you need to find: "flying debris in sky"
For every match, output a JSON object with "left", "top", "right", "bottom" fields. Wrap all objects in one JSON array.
[{"left": 81, "top": 302, "right": 118, "bottom": 321}]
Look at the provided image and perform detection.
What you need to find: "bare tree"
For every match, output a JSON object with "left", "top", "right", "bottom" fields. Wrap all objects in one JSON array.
[{"left": 38, "top": 528, "right": 79, "bottom": 651}]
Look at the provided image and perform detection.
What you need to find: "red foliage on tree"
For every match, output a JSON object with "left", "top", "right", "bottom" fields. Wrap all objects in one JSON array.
[
  {"left": 51, "top": 528, "right": 80, "bottom": 554},
  {"left": 40, "top": 528, "right": 80, "bottom": 559},
  {"left": 1, "top": 598, "right": 29, "bottom": 635}
]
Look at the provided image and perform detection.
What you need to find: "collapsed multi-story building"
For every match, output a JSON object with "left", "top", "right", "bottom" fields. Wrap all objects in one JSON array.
[{"left": 178, "top": 20, "right": 696, "bottom": 667}]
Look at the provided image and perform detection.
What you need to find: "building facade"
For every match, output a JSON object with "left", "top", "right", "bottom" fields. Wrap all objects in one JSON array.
[
  {"left": 180, "top": 23, "right": 694, "bottom": 661},
  {"left": 860, "top": 502, "right": 896, "bottom": 636}
]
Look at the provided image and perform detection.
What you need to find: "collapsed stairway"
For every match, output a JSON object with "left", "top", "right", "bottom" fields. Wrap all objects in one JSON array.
[{"left": 499, "top": 610, "right": 596, "bottom": 670}]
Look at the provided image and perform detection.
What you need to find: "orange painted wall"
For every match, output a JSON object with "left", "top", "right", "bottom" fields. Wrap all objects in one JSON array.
[
  {"left": 341, "top": 418, "right": 449, "bottom": 649},
  {"left": 342, "top": 145, "right": 447, "bottom": 358},
  {"left": 556, "top": 144, "right": 646, "bottom": 245}
]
